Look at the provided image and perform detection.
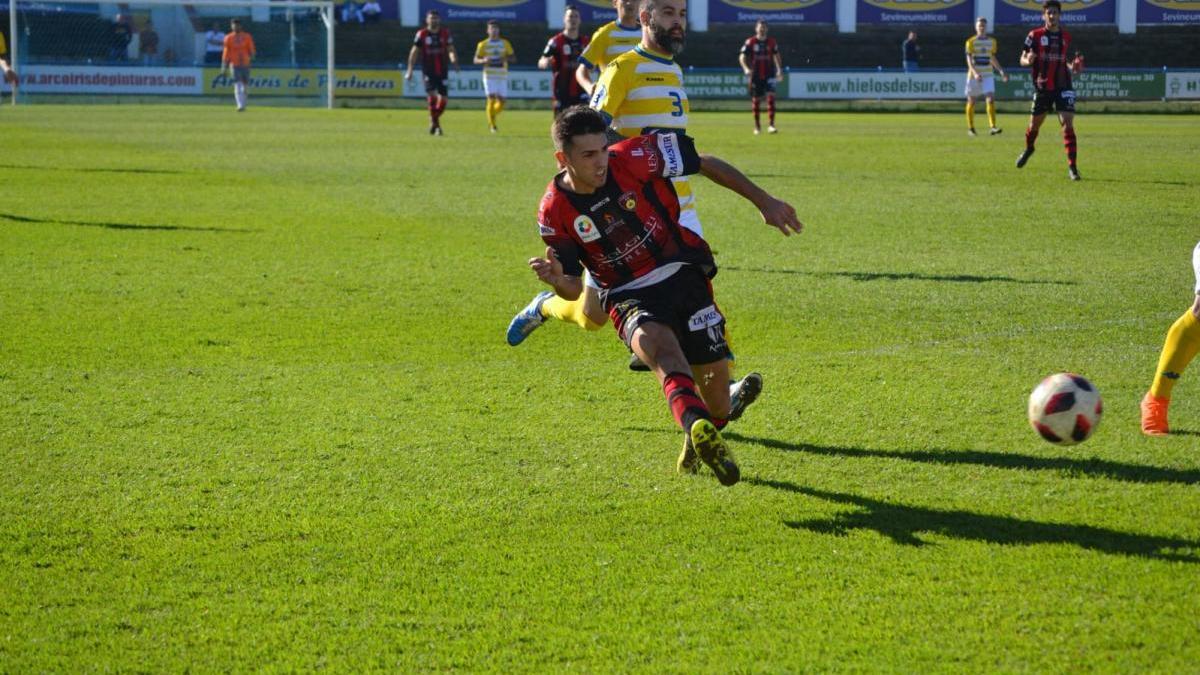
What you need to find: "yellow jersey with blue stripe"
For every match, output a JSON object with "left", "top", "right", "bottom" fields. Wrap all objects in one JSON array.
[
  {"left": 589, "top": 45, "right": 702, "bottom": 235},
  {"left": 578, "top": 21, "right": 641, "bottom": 72},
  {"left": 965, "top": 35, "right": 997, "bottom": 78},
  {"left": 475, "top": 38, "right": 513, "bottom": 77}
]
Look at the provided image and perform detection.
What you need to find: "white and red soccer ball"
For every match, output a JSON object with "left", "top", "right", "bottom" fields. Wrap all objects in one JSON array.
[{"left": 1027, "top": 373, "right": 1103, "bottom": 445}]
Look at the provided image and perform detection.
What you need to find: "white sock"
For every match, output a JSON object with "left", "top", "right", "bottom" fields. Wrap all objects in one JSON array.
[{"left": 234, "top": 83, "right": 246, "bottom": 108}]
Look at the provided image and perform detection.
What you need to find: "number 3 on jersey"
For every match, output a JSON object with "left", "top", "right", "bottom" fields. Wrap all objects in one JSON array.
[{"left": 668, "top": 91, "right": 683, "bottom": 117}]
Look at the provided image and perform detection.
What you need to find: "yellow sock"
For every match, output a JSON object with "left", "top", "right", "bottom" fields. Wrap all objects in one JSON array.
[
  {"left": 966, "top": 101, "right": 975, "bottom": 130},
  {"left": 485, "top": 99, "right": 495, "bottom": 127},
  {"left": 1150, "top": 309, "right": 1200, "bottom": 399},
  {"left": 986, "top": 99, "right": 997, "bottom": 129},
  {"left": 541, "top": 295, "right": 604, "bottom": 331}
]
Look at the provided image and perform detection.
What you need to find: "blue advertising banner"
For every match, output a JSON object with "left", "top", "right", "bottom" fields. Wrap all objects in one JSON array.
[
  {"left": 856, "top": 0, "right": 974, "bottom": 24},
  {"left": 995, "top": 0, "right": 1116, "bottom": 24},
  {"left": 1137, "top": 0, "right": 1200, "bottom": 23},
  {"left": 709, "top": 0, "right": 836, "bottom": 23},
  {"left": 572, "top": 0, "right": 619, "bottom": 23},
  {"left": 418, "top": 0, "right": 544, "bottom": 21}
]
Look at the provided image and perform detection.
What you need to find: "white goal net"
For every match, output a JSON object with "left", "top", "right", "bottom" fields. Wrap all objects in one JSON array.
[{"left": 4, "top": 0, "right": 335, "bottom": 106}]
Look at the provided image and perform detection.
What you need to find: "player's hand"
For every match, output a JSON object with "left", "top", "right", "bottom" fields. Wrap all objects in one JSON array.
[
  {"left": 757, "top": 197, "right": 803, "bottom": 236},
  {"left": 404, "top": 70, "right": 412, "bottom": 80},
  {"left": 3, "top": 68, "right": 17, "bottom": 85},
  {"left": 529, "top": 246, "right": 565, "bottom": 286},
  {"left": 1002, "top": 72, "right": 1010, "bottom": 82}
]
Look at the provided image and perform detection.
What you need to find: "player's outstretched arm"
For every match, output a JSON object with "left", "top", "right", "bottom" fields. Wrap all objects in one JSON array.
[
  {"left": 529, "top": 247, "right": 583, "bottom": 300},
  {"left": 698, "top": 154, "right": 803, "bottom": 236}
]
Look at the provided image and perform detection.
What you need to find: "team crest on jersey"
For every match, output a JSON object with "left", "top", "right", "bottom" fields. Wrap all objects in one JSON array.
[
  {"left": 1040, "top": 36, "right": 1049, "bottom": 46},
  {"left": 619, "top": 192, "right": 637, "bottom": 211},
  {"left": 574, "top": 215, "right": 600, "bottom": 242}
]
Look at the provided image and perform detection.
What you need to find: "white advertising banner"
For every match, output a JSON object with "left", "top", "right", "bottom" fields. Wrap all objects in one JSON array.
[
  {"left": 789, "top": 71, "right": 962, "bottom": 99},
  {"left": 1165, "top": 71, "right": 1200, "bottom": 99},
  {"left": 3, "top": 66, "right": 204, "bottom": 94},
  {"left": 401, "top": 69, "right": 553, "bottom": 99}
]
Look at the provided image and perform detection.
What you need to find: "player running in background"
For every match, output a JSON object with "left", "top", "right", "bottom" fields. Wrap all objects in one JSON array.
[
  {"left": 1, "top": 29, "right": 18, "bottom": 98},
  {"left": 221, "top": 19, "right": 256, "bottom": 112},
  {"left": 405, "top": 10, "right": 459, "bottom": 136},
  {"left": 528, "top": 107, "right": 802, "bottom": 484},
  {"left": 1141, "top": 242, "right": 1200, "bottom": 436},
  {"left": 539, "top": 5, "right": 590, "bottom": 117},
  {"left": 575, "top": 0, "right": 641, "bottom": 95},
  {"left": 964, "top": 17, "right": 1008, "bottom": 137},
  {"left": 1015, "top": 0, "right": 1083, "bottom": 180},
  {"left": 739, "top": 20, "right": 783, "bottom": 135},
  {"left": 474, "top": 20, "right": 514, "bottom": 133}
]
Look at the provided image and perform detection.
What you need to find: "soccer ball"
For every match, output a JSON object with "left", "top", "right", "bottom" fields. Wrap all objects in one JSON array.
[{"left": 1027, "top": 373, "right": 1103, "bottom": 445}]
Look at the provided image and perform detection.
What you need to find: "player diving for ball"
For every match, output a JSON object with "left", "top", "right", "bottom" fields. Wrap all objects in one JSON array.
[{"left": 507, "top": 0, "right": 766, "bottom": 422}]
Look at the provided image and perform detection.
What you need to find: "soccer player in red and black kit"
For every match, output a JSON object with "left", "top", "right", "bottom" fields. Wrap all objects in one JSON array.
[
  {"left": 1016, "top": 0, "right": 1084, "bottom": 180},
  {"left": 539, "top": 5, "right": 590, "bottom": 117},
  {"left": 527, "top": 106, "right": 802, "bottom": 485},
  {"left": 404, "top": 10, "right": 459, "bottom": 136},
  {"left": 739, "top": 20, "right": 783, "bottom": 135}
]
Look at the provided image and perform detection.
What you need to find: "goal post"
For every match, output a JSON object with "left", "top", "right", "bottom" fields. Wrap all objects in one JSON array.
[{"left": 5, "top": 0, "right": 335, "bottom": 108}]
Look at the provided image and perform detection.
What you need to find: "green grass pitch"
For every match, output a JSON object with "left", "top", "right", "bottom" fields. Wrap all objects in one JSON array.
[{"left": 2, "top": 105, "right": 1199, "bottom": 670}]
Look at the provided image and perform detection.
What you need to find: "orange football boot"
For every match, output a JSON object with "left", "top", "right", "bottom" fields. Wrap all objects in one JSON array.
[{"left": 1140, "top": 393, "right": 1170, "bottom": 436}]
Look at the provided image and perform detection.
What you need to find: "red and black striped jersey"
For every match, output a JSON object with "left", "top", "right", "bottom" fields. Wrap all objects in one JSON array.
[
  {"left": 537, "top": 133, "right": 714, "bottom": 292},
  {"left": 542, "top": 32, "right": 590, "bottom": 96},
  {"left": 1023, "top": 27, "right": 1073, "bottom": 91},
  {"left": 414, "top": 27, "right": 453, "bottom": 77},
  {"left": 740, "top": 36, "right": 779, "bottom": 80}
]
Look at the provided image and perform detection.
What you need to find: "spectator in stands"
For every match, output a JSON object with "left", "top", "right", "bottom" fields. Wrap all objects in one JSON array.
[
  {"left": 205, "top": 23, "right": 225, "bottom": 65},
  {"left": 140, "top": 19, "right": 160, "bottom": 66},
  {"left": 341, "top": 0, "right": 364, "bottom": 24},
  {"left": 361, "top": 0, "right": 382, "bottom": 23},
  {"left": 110, "top": 14, "right": 134, "bottom": 62},
  {"left": 902, "top": 31, "right": 920, "bottom": 72}
]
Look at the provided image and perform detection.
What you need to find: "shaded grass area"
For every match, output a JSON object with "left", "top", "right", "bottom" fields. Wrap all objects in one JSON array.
[{"left": 1, "top": 106, "right": 1198, "bottom": 670}]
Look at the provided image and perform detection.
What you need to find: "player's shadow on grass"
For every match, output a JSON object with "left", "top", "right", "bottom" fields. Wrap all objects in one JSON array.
[
  {"left": 0, "top": 163, "right": 184, "bottom": 175},
  {"left": 0, "top": 212, "right": 252, "bottom": 233},
  {"left": 723, "top": 266, "right": 1075, "bottom": 285},
  {"left": 749, "top": 478, "right": 1200, "bottom": 563},
  {"left": 722, "top": 432, "right": 1200, "bottom": 485}
]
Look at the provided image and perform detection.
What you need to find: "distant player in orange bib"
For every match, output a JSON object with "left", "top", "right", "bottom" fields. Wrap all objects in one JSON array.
[{"left": 221, "top": 18, "right": 256, "bottom": 112}]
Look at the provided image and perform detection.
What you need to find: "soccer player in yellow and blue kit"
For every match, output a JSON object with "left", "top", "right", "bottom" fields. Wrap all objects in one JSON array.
[
  {"left": 507, "top": 0, "right": 765, "bottom": 431},
  {"left": 474, "top": 20, "right": 515, "bottom": 133},
  {"left": 1141, "top": 241, "right": 1200, "bottom": 436},
  {"left": 964, "top": 17, "right": 1008, "bottom": 137},
  {"left": 575, "top": 0, "right": 641, "bottom": 95}
]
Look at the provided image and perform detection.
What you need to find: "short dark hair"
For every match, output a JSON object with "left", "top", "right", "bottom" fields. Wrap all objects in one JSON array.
[
  {"left": 552, "top": 106, "right": 608, "bottom": 151},
  {"left": 1043, "top": 0, "right": 1062, "bottom": 10},
  {"left": 487, "top": 19, "right": 499, "bottom": 26},
  {"left": 426, "top": 9, "right": 439, "bottom": 16},
  {"left": 756, "top": 19, "right": 768, "bottom": 26},
  {"left": 564, "top": 4, "right": 578, "bottom": 11}
]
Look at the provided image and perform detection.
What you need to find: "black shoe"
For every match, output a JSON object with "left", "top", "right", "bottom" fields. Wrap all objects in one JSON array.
[
  {"left": 728, "top": 372, "right": 763, "bottom": 422},
  {"left": 1016, "top": 147, "right": 1035, "bottom": 168},
  {"left": 628, "top": 352, "right": 650, "bottom": 372},
  {"left": 1068, "top": 166, "right": 1081, "bottom": 181}
]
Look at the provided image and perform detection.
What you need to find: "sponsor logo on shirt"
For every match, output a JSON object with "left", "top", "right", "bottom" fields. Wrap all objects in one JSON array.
[
  {"left": 574, "top": 215, "right": 600, "bottom": 242},
  {"left": 656, "top": 133, "right": 682, "bottom": 177},
  {"left": 589, "top": 84, "right": 606, "bottom": 108},
  {"left": 589, "top": 197, "right": 611, "bottom": 212},
  {"left": 688, "top": 304, "right": 722, "bottom": 332},
  {"left": 539, "top": 222, "right": 555, "bottom": 236}
]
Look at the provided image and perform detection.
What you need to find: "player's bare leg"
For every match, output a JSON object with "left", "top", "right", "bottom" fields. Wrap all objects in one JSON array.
[
  {"left": 1059, "top": 110, "right": 1079, "bottom": 180},
  {"left": 1017, "top": 112, "right": 1047, "bottom": 168},
  {"left": 631, "top": 323, "right": 738, "bottom": 485}
]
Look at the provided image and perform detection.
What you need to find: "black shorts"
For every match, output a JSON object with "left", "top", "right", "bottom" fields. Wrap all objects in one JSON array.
[
  {"left": 603, "top": 266, "right": 730, "bottom": 366},
  {"left": 231, "top": 66, "right": 251, "bottom": 84},
  {"left": 423, "top": 74, "right": 448, "bottom": 97},
  {"left": 553, "top": 89, "right": 589, "bottom": 113},
  {"left": 1031, "top": 88, "right": 1076, "bottom": 115},
  {"left": 750, "top": 77, "right": 776, "bottom": 98}
]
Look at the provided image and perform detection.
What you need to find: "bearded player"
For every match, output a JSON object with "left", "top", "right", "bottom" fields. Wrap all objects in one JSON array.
[{"left": 1015, "top": 0, "right": 1083, "bottom": 180}]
